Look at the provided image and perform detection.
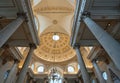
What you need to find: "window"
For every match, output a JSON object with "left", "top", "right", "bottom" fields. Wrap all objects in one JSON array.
[
  {"left": 33, "top": 0, "right": 41, "bottom": 6},
  {"left": 78, "top": 64, "right": 80, "bottom": 69},
  {"left": 37, "top": 66, "right": 44, "bottom": 72},
  {"left": 31, "top": 64, "right": 34, "bottom": 70},
  {"left": 68, "top": 66, "right": 74, "bottom": 72},
  {"left": 102, "top": 72, "right": 108, "bottom": 80},
  {"left": 52, "top": 35, "right": 60, "bottom": 41},
  {"left": 89, "top": 46, "right": 93, "bottom": 50},
  {"left": 4, "top": 70, "right": 10, "bottom": 80},
  {"left": 34, "top": 16, "right": 39, "bottom": 30}
]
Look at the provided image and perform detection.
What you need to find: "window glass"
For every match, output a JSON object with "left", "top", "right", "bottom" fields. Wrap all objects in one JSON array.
[
  {"left": 33, "top": 0, "right": 41, "bottom": 6},
  {"left": 78, "top": 64, "right": 80, "bottom": 69},
  {"left": 31, "top": 64, "right": 34, "bottom": 70},
  {"left": 52, "top": 35, "right": 60, "bottom": 41},
  {"left": 68, "top": 66, "right": 74, "bottom": 72},
  {"left": 34, "top": 17, "right": 39, "bottom": 30},
  {"left": 37, "top": 66, "right": 44, "bottom": 72},
  {"left": 102, "top": 72, "right": 108, "bottom": 80},
  {"left": 4, "top": 70, "right": 10, "bottom": 80}
]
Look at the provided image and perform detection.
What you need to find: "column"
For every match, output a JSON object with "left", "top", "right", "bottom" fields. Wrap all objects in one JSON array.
[
  {"left": 75, "top": 46, "right": 90, "bottom": 83},
  {"left": 92, "top": 60, "right": 106, "bottom": 83},
  {"left": 4, "top": 60, "right": 19, "bottom": 83},
  {"left": 0, "top": 14, "right": 25, "bottom": 48},
  {"left": 0, "top": 61, "right": 13, "bottom": 83},
  {"left": 83, "top": 15, "right": 120, "bottom": 70},
  {"left": 17, "top": 44, "right": 36, "bottom": 83}
]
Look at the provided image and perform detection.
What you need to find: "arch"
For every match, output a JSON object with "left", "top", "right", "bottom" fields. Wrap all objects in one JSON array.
[
  {"left": 67, "top": 65, "right": 75, "bottom": 73},
  {"left": 37, "top": 65, "right": 44, "bottom": 72},
  {"left": 34, "top": 62, "right": 45, "bottom": 73}
]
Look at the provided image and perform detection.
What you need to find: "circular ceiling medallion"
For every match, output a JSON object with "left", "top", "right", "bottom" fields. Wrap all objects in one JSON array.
[
  {"left": 34, "top": 32, "right": 76, "bottom": 62},
  {"left": 53, "top": 20, "right": 57, "bottom": 24}
]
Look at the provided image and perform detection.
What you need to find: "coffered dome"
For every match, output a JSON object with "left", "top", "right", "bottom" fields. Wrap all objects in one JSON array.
[{"left": 34, "top": 32, "right": 76, "bottom": 62}]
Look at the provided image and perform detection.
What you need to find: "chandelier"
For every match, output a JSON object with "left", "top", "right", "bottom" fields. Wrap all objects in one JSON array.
[
  {"left": 48, "top": 32, "right": 62, "bottom": 83},
  {"left": 48, "top": 67, "right": 61, "bottom": 81}
]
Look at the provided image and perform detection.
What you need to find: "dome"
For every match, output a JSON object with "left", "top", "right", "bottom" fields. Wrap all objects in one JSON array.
[{"left": 34, "top": 32, "right": 76, "bottom": 62}]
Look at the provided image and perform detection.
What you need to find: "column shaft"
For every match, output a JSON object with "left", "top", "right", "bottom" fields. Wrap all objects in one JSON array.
[
  {"left": 0, "top": 16, "right": 24, "bottom": 48},
  {"left": 17, "top": 46, "right": 35, "bottom": 83},
  {"left": 4, "top": 61, "right": 18, "bottom": 83},
  {"left": 75, "top": 47, "right": 90, "bottom": 83},
  {"left": 92, "top": 60, "right": 106, "bottom": 83},
  {"left": 83, "top": 16, "right": 120, "bottom": 70}
]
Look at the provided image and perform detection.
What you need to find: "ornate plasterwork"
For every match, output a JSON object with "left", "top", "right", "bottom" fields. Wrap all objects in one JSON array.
[
  {"left": 34, "top": 32, "right": 76, "bottom": 62},
  {"left": 34, "top": 6, "right": 74, "bottom": 13}
]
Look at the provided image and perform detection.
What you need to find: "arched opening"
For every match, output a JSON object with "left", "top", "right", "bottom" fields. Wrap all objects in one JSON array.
[
  {"left": 68, "top": 65, "right": 75, "bottom": 73},
  {"left": 37, "top": 65, "right": 44, "bottom": 73}
]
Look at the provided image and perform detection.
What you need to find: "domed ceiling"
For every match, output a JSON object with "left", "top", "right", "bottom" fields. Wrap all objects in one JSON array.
[
  {"left": 32, "top": 0, "right": 77, "bottom": 62},
  {"left": 34, "top": 32, "right": 76, "bottom": 62}
]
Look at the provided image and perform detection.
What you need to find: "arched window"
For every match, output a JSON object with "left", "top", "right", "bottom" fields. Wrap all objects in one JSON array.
[
  {"left": 34, "top": 16, "right": 39, "bottom": 30},
  {"left": 4, "top": 70, "right": 10, "bottom": 80},
  {"left": 37, "top": 65, "right": 44, "bottom": 72},
  {"left": 68, "top": 66, "right": 74, "bottom": 72},
  {"left": 78, "top": 64, "right": 80, "bottom": 69},
  {"left": 102, "top": 72, "right": 108, "bottom": 80},
  {"left": 31, "top": 64, "right": 34, "bottom": 70}
]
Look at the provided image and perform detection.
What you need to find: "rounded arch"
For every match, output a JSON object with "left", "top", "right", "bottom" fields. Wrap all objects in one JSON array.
[
  {"left": 67, "top": 62, "right": 78, "bottom": 73},
  {"left": 34, "top": 62, "right": 45, "bottom": 73}
]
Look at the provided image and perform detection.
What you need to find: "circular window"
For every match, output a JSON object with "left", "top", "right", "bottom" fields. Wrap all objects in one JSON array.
[
  {"left": 68, "top": 66, "right": 74, "bottom": 72},
  {"left": 102, "top": 72, "right": 108, "bottom": 80},
  {"left": 52, "top": 35, "right": 60, "bottom": 41},
  {"left": 37, "top": 66, "right": 44, "bottom": 72}
]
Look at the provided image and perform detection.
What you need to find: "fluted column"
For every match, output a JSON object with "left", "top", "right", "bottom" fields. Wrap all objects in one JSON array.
[
  {"left": 17, "top": 44, "right": 36, "bottom": 83},
  {"left": 0, "top": 14, "right": 25, "bottom": 48},
  {"left": 92, "top": 60, "right": 106, "bottom": 83},
  {"left": 4, "top": 60, "right": 19, "bottom": 83},
  {"left": 83, "top": 15, "right": 120, "bottom": 70},
  {"left": 75, "top": 46, "right": 90, "bottom": 83}
]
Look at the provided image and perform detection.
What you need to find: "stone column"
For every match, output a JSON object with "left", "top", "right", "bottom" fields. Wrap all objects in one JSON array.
[
  {"left": 0, "top": 14, "right": 25, "bottom": 48},
  {"left": 4, "top": 60, "right": 19, "bottom": 83},
  {"left": 75, "top": 46, "right": 90, "bottom": 83},
  {"left": 0, "top": 61, "right": 13, "bottom": 83},
  {"left": 83, "top": 15, "right": 120, "bottom": 70},
  {"left": 17, "top": 44, "right": 36, "bottom": 83},
  {"left": 92, "top": 60, "right": 106, "bottom": 83}
]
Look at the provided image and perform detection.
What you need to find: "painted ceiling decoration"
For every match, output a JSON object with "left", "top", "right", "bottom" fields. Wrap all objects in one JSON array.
[
  {"left": 32, "top": 0, "right": 75, "bottom": 35},
  {"left": 34, "top": 32, "right": 76, "bottom": 62},
  {"left": 31, "top": 0, "right": 92, "bottom": 70},
  {"left": 32, "top": 0, "right": 77, "bottom": 63}
]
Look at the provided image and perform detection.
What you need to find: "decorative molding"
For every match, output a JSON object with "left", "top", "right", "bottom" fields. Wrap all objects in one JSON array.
[
  {"left": 34, "top": 32, "right": 76, "bottom": 62},
  {"left": 34, "top": 6, "right": 74, "bottom": 12}
]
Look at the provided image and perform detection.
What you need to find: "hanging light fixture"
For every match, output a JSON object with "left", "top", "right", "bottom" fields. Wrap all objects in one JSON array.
[{"left": 48, "top": 33, "right": 61, "bottom": 82}]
